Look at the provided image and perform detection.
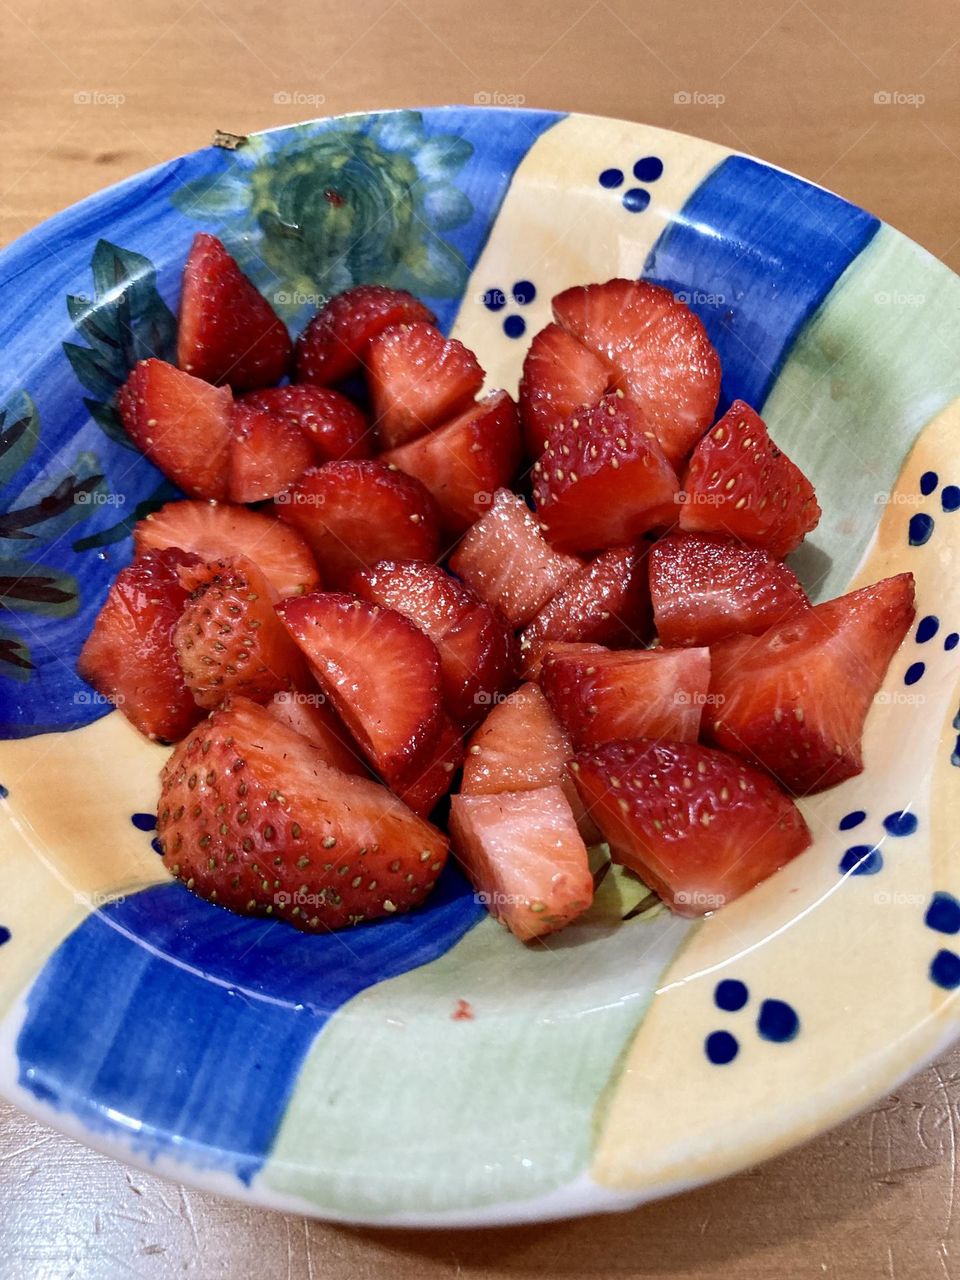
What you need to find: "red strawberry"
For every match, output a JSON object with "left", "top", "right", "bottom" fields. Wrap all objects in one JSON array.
[
  {"left": 570, "top": 740, "right": 811, "bottom": 917},
  {"left": 649, "top": 532, "right": 811, "bottom": 647},
  {"left": 265, "top": 688, "right": 366, "bottom": 776},
  {"left": 295, "top": 285, "right": 435, "bottom": 386},
  {"left": 228, "top": 401, "right": 315, "bottom": 503},
  {"left": 173, "top": 558, "right": 307, "bottom": 709},
  {"left": 117, "top": 359, "right": 232, "bottom": 501},
  {"left": 134, "top": 500, "right": 320, "bottom": 599},
  {"left": 381, "top": 391, "right": 523, "bottom": 535},
  {"left": 276, "top": 591, "right": 443, "bottom": 785},
  {"left": 274, "top": 461, "right": 441, "bottom": 589},
  {"left": 533, "top": 392, "right": 679, "bottom": 553},
  {"left": 553, "top": 278, "right": 721, "bottom": 467},
  {"left": 394, "top": 714, "right": 464, "bottom": 817},
  {"left": 519, "top": 545, "right": 652, "bottom": 678},
  {"left": 77, "top": 548, "right": 202, "bottom": 743},
  {"left": 449, "top": 489, "right": 584, "bottom": 627},
  {"left": 518, "top": 322, "right": 612, "bottom": 457},
  {"left": 349, "top": 560, "right": 515, "bottom": 725},
  {"left": 540, "top": 646, "right": 711, "bottom": 750},
  {"left": 177, "top": 233, "right": 291, "bottom": 390},
  {"left": 449, "top": 786, "right": 593, "bottom": 940},
  {"left": 705, "top": 573, "right": 915, "bottom": 794},
  {"left": 368, "top": 321, "right": 485, "bottom": 449},
  {"left": 157, "top": 697, "right": 448, "bottom": 932},
  {"left": 679, "top": 400, "right": 820, "bottom": 556},
  {"left": 241, "top": 385, "right": 372, "bottom": 462}
]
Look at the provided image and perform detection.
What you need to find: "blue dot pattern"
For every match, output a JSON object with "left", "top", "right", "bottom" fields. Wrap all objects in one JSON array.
[
  {"left": 0, "top": 927, "right": 10, "bottom": 947},
  {"left": 926, "top": 892, "right": 960, "bottom": 935},
  {"left": 503, "top": 314, "right": 525, "bottom": 339},
  {"left": 839, "top": 845, "right": 883, "bottom": 875},
  {"left": 0, "top": 783, "right": 7, "bottom": 800},
  {"left": 489, "top": 279, "right": 536, "bottom": 338},
  {"left": 482, "top": 288, "right": 506, "bottom": 312},
  {"left": 757, "top": 998, "right": 800, "bottom": 1042},
  {"left": 599, "top": 167, "right": 623, "bottom": 188},
  {"left": 920, "top": 470, "right": 939, "bottom": 496},
  {"left": 904, "top": 661, "right": 925, "bottom": 685},
  {"left": 930, "top": 950, "right": 960, "bottom": 990},
  {"left": 916, "top": 615, "right": 939, "bottom": 643},
  {"left": 909, "top": 513, "right": 935, "bottom": 546},
  {"left": 705, "top": 1030, "right": 739, "bottom": 1064},
  {"left": 715, "top": 979, "right": 749, "bottom": 1012},
  {"left": 512, "top": 280, "right": 536, "bottom": 305},
  {"left": 131, "top": 812, "right": 157, "bottom": 832},
  {"left": 150, "top": 837, "right": 164, "bottom": 856},
  {"left": 633, "top": 156, "right": 664, "bottom": 182},
  {"left": 839, "top": 810, "right": 866, "bottom": 831},
  {"left": 945, "top": 633, "right": 959, "bottom": 651},
  {"left": 882, "top": 810, "right": 918, "bottom": 837},
  {"left": 598, "top": 154, "right": 662, "bottom": 213},
  {"left": 943, "top": 485, "right": 960, "bottom": 513},
  {"left": 622, "top": 188, "right": 651, "bottom": 213}
]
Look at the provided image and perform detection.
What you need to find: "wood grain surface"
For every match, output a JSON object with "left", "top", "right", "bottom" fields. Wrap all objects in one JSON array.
[{"left": 1, "top": 0, "right": 958, "bottom": 1275}]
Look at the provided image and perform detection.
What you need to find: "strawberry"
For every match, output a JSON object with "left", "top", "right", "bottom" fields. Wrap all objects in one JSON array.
[
  {"left": 227, "top": 401, "right": 315, "bottom": 503},
  {"left": 449, "top": 489, "right": 584, "bottom": 627},
  {"left": 117, "top": 359, "right": 232, "bottom": 501},
  {"left": 553, "top": 278, "right": 721, "bottom": 467},
  {"left": 173, "top": 558, "right": 307, "bottom": 709},
  {"left": 394, "top": 714, "right": 464, "bottom": 817},
  {"left": 449, "top": 786, "right": 593, "bottom": 940},
  {"left": 518, "top": 322, "right": 612, "bottom": 457},
  {"left": 679, "top": 400, "right": 820, "bottom": 556},
  {"left": 295, "top": 285, "right": 435, "bottom": 386},
  {"left": 241, "top": 386, "right": 372, "bottom": 462},
  {"left": 134, "top": 500, "right": 320, "bottom": 599},
  {"left": 275, "top": 461, "right": 441, "bottom": 590},
  {"left": 349, "top": 560, "right": 515, "bottom": 725},
  {"left": 705, "top": 572, "right": 916, "bottom": 794},
  {"left": 519, "top": 545, "right": 652, "bottom": 678},
  {"left": 381, "top": 391, "right": 523, "bottom": 535},
  {"left": 570, "top": 740, "right": 811, "bottom": 917},
  {"left": 157, "top": 697, "right": 448, "bottom": 931},
  {"left": 649, "top": 532, "right": 811, "bottom": 647},
  {"left": 265, "top": 688, "right": 366, "bottom": 776},
  {"left": 461, "top": 681, "right": 599, "bottom": 843},
  {"left": 368, "top": 321, "right": 485, "bottom": 449},
  {"left": 533, "top": 392, "right": 679, "bottom": 553},
  {"left": 276, "top": 591, "right": 443, "bottom": 785},
  {"left": 540, "top": 646, "right": 711, "bottom": 750},
  {"left": 77, "top": 548, "right": 202, "bottom": 743}
]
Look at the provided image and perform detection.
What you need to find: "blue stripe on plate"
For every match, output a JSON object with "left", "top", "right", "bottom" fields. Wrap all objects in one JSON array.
[
  {"left": 17, "top": 869, "right": 484, "bottom": 1183},
  {"left": 644, "top": 154, "right": 880, "bottom": 412}
]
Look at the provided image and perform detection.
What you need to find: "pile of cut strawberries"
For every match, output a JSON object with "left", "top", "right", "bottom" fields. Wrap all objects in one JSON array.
[{"left": 77, "top": 233, "right": 916, "bottom": 941}]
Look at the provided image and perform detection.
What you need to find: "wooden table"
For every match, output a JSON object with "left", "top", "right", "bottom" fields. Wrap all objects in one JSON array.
[{"left": 1, "top": 0, "right": 957, "bottom": 1274}]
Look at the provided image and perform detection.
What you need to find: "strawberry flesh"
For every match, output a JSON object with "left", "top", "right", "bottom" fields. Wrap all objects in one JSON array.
[
  {"left": 394, "top": 714, "right": 464, "bottom": 817},
  {"left": 265, "top": 688, "right": 366, "bottom": 775},
  {"left": 368, "top": 321, "right": 485, "bottom": 449},
  {"left": 228, "top": 401, "right": 315, "bottom": 503},
  {"left": 295, "top": 285, "right": 435, "bottom": 386},
  {"left": 241, "top": 385, "right": 372, "bottom": 461},
  {"left": 518, "top": 322, "right": 613, "bottom": 458}
]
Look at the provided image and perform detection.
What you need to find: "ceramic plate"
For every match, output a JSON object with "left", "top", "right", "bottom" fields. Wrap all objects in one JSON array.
[{"left": 1, "top": 107, "right": 959, "bottom": 1227}]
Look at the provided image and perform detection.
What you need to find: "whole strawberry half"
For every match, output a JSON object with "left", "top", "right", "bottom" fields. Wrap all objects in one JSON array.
[
  {"left": 368, "top": 321, "right": 485, "bottom": 449},
  {"left": 295, "top": 285, "right": 435, "bottom": 386},
  {"left": 518, "top": 322, "right": 613, "bottom": 458},
  {"left": 241, "top": 385, "right": 372, "bottom": 462}
]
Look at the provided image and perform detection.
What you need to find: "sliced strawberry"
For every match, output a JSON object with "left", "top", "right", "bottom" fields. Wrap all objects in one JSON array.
[
  {"left": 553, "top": 278, "right": 721, "bottom": 467},
  {"left": 265, "top": 688, "right": 366, "bottom": 775},
  {"left": 77, "top": 548, "right": 202, "bottom": 743},
  {"left": 349, "top": 560, "right": 515, "bottom": 725},
  {"left": 519, "top": 545, "right": 652, "bottom": 678},
  {"left": 540, "top": 646, "right": 710, "bottom": 750},
  {"left": 570, "top": 740, "right": 811, "bottom": 917},
  {"left": 382, "top": 391, "right": 523, "bottom": 535},
  {"left": 461, "top": 681, "right": 599, "bottom": 843},
  {"left": 157, "top": 697, "right": 448, "bottom": 932},
  {"left": 449, "top": 489, "right": 583, "bottom": 627},
  {"left": 518, "top": 322, "right": 613, "bottom": 457},
  {"left": 679, "top": 400, "right": 820, "bottom": 556},
  {"left": 449, "top": 786, "right": 593, "bottom": 940},
  {"left": 241, "top": 386, "right": 372, "bottom": 462},
  {"left": 649, "top": 532, "right": 810, "bottom": 648},
  {"left": 394, "top": 714, "right": 464, "bottom": 817},
  {"left": 533, "top": 392, "right": 679, "bottom": 553},
  {"left": 134, "top": 500, "right": 320, "bottom": 599},
  {"left": 277, "top": 591, "right": 443, "bottom": 784},
  {"left": 368, "top": 321, "right": 485, "bottom": 449},
  {"left": 228, "top": 401, "right": 315, "bottom": 503},
  {"left": 705, "top": 572, "right": 915, "bottom": 794},
  {"left": 295, "top": 285, "right": 435, "bottom": 386},
  {"left": 117, "top": 359, "right": 232, "bottom": 501}
]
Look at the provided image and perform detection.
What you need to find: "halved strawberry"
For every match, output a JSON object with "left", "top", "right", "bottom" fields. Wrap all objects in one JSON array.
[
  {"left": 449, "top": 489, "right": 583, "bottom": 627},
  {"left": 117, "top": 359, "right": 232, "bottom": 500},
  {"left": 228, "top": 401, "right": 315, "bottom": 503},
  {"left": 265, "top": 688, "right": 366, "bottom": 775},
  {"left": 679, "top": 400, "right": 820, "bottom": 556},
  {"left": 533, "top": 392, "right": 679, "bottom": 553},
  {"left": 77, "top": 548, "right": 202, "bottom": 743},
  {"left": 134, "top": 500, "right": 320, "bottom": 598},
  {"left": 382, "top": 391, "right": 523, "bottom": 535},
  {"left": 570, "top": 740, "right": 811, "bottom": 917},
  {"left": 449, "top": 786, "right": 593, "bottom": 941},
  {"left": 705, "top": 572, "right": 915, "bottom": 794},
  {"left": 274, "top": 461, "right": 441, "bottom": 589},
  {"left": 177, "top": 233, "right": 292, "bottom": 390},
  {"left": 394, "top": 714, "right": 464, "bottom": 817},
  {"left": 519, "top": 545, "right": 652, "bottom": 678},
  {"left": 173, "top": 558, "right": 307, "bottom": 709},
  {"left": 368, "top": 321, "right": 485, "bottom": 449},
  {"left": 349, "top": 560, "right": 515, "bottom": 725},
  {"left": 276, "top": 592, "right": 443, "bottom": 785},
  {"left": 241, "top": 385, "right": 372, "bottom": 462},
  {"left": 553, "top": 278, "right": 721, "bottom": 467},
  {"left": 540, "top": 646, "right": 710, "bottom": 750},
  {"left": 157, "top": 697, "right": 448, "bottom": 932},
  {"left": 518, "top": 322, "right": 612, "bottom": 458},
  {"left": 295, "top": 285, "right": 435, "bottom": 386}
]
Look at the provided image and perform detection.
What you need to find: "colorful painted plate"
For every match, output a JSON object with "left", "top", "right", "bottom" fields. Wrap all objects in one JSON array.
[{"left": 0, "top": 107, "right": 959, "bottom": 1226}]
